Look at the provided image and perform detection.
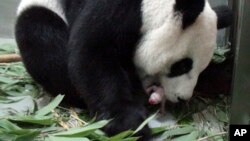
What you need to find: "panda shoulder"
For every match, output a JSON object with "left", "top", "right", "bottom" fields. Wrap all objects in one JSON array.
[{"left": 17, "top": 0, "right": 67, "bottom": 23}]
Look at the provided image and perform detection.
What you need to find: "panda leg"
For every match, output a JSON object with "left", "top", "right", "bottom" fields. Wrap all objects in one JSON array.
[
  {"left": 68, "top": 33, "right": 151, "bottom": 140},
  {"left": 15, "top": 7, "right": 84, "bottom": 108},
  {"left": 69, "top": 53, "right": 151, "bottom": 139}
]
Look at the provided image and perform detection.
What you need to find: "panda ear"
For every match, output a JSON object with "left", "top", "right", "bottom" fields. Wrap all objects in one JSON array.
[{"left": 213, "top": 6, "right": 233, "bottom": 29}]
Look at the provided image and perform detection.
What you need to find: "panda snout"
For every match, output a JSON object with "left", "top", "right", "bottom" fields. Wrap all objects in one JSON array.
[
  {"left": 175, "top": 93, "right": 193, "bottom": 103},
  {"left": 177, "top": 97, "right": 187, "bottom": 103}
]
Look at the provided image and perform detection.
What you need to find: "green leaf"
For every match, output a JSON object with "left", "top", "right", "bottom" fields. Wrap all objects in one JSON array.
[
  {"left": 133, "top": 112, "right": 157, "bottom": 134},
  {"left": 172, "top": 131, "right": 199, "bottom": 141},
  {"left": 0, "top": 96, "right": 20, "bottom": 103},
  {"left": 87, "top": 131, "right": 109, "bottom": 141},
  {"left": 41, "top": 126, "right": 64, "bottom": 134},
  {"left": 0, "top": 95, "right": 35, "bottom": 117},
  {"left": 0, "top": 43, "right": 16, "bottom": 54},
  {"left": 151, "top": 127, "right": 168, "bottom": 135},
  {"left": 0, "top": 76, "right": 18, "bottom": 84},
  {"left": 110, "top": 130, "right": 134, "bottom": 141},
  {"left": 0, "top": 120, "right": 40, "bottom": 141},
  {"left": 0, "top": 119, "right": 21, "bottom": 131},
  {"left": 212, "top": 46, "right": 230, "bottom": 64},
  {"left": 10, "top": 115, "right": 55, "bottom": 125},
  {"left": 15, "top": 130, "right": 40, "bottom": 141},
  {"left": 36, "top": 94, "right": 64, "bottom": 116},
  {"left": 48, "top": 136, "right": 90, "bottom": 141},
  {"left": 216, "top": 110, "right": 228, "bottom": 123},
  {"left": 54, "top": 120, "right": 110, "bottom": 137},
  {"left": 0, "top": 39, "right": 16, "bottom": 54},
  {"left": 7, "top": 129, "right": 38, "bottom": 136},
  {"left": 122, "top": 137, "right": 140, "bottom": 141},
  {"left": 161, "top": 125, "right": 195, "bottom": 139},
  {"left": 0, "top": 133, "right": 18, "bottom": 141},
  {"left": 206, "top": 131, "right": 225, "bottom": 141}
]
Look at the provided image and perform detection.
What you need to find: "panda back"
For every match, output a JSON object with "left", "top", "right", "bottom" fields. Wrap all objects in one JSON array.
[{"left": 17, "top": 0, "right": 67, "bottom": 24}]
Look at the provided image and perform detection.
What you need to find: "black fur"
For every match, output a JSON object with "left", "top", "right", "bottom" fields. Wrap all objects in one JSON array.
[
  {"left": 15, "top": 0, "right": 151, "bottom": 140},
  {"left": 64, "top": 0, "right": 86, "bottom": 27},
  {"left": 213, "top": 6, "right": 233, "bottom": 29},
  {"left": 67, "top": 1, "right": 151, "bottom": 139},
  {"left": 168, "top": 58, "right": 193, "bottom": 78},
  {"left": 15, "top": 6, "right": 84, "bottom": 108},
  {"left": 174, "top": 0, "right": 205, "bottom": 29}
]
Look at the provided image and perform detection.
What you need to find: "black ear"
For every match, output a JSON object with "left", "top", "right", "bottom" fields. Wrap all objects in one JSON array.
[{"left": 213, "top": 6, "right": 233, "bottom": 29}]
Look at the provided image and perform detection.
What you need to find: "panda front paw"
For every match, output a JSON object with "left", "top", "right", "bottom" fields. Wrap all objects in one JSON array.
[{"left": 99, "top": 106, "right": 152, "bottom": 141}]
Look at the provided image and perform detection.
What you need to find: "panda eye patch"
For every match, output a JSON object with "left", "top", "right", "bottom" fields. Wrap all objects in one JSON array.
[{"left": 167, "top": 58, "right": 193, "bottom": 78}]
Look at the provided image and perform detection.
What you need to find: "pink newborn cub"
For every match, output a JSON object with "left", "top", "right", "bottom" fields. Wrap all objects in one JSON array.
[{"left": 146, "top": 85, "right": 165, "bottom": 105}]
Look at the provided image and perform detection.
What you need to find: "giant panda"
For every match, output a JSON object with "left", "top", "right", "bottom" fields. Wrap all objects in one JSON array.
[{"left": 15, "top": 0, "right": 232, "bottom": 140}]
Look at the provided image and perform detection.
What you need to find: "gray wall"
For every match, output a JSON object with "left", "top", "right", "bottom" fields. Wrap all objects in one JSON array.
[
  {"left": 230, "top": 0, "right": 250, "bottom": 125},
  {"left": 210, "top": 0, "right": 229, "bottom": 46},
  {"left": 210, "top": 0, "right": 228, "bottom": 6},
  {"left": 0, "top": 0, "right": 20, "bottom": 38}
]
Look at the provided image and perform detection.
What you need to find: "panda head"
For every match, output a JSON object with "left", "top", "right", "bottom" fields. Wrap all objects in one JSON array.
[{"left": 135, "top": 0, "right": 233, "bottom": 103}]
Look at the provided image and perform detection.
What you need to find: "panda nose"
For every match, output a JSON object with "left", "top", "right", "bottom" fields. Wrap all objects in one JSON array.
[{"left": 177, "top": 97, "right": 186, "bottom": 103}]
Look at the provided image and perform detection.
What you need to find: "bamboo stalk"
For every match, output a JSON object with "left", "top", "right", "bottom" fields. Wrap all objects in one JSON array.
[{"left": 0, "top": 54, "right": 21, "bottom": 63}]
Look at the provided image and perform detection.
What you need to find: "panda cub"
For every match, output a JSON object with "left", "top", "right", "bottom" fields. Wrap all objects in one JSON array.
[{"left": 15, "top": 0, "right": 232, "bottom": 140}]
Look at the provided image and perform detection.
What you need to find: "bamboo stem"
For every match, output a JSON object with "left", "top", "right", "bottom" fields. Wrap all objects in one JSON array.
[{"left": 0, "top": 54, "right": 21, "bottom": 63}]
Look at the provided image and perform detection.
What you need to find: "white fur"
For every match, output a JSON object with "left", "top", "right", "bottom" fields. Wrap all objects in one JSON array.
[
  {"left": 17, "top": 0, "right": 67, "bottom": 24},
  {"left": 148, "top": 112, "right": 176, "bottom": 141},
  {"left": 135, "top": 0, "right": 217, "bottom": 102},
  {"left": 136, "top": 0, "right": 182, "bottom": 75}
]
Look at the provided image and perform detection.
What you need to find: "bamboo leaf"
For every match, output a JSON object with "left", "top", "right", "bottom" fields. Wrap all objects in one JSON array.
[
  {"left": 0, "top": 76, "right": 18, "bottom": 84},
  {"left": 172, "top": 131, "right": 199, "bottom": 141},
  {"left": 0, "top": 119, "right": 21, "bottom": 131},
  {"left": 36, "top": 95, "right": 64, "bottom": 116},
  {"left": 110, "top": 130, "right": 134, "bottom": 141},
  {"left": 10, "top": 115, "right": 55, "bottom": 125},
  {"left": 161, "top": 125, "right": 195, "bottom": 139},
  {"left": 48, "top": 136, "right": 90, "bottom": 141},
  {"left": 54, "top": 120, "right": 110, "bottom": 137},
  {"left": 133, "top": 112, "right": 157, "bottom": 135},
  {"left": 15, "top": 130, "right": 40, "bottom": 141},
  {"left": 0, "top": 133, "right": 18, "bottom": 141},
  {"left": 151, "top": 126, "right": 168, "bottom": 135},
  {"left": 0, "top": 43, "right": 16, "bottom": 54},
  {"left": 122, "top": 137, "right": 140, "bottom": 141}
]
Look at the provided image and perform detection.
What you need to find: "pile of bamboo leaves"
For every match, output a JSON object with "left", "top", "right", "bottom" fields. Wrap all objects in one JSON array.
[{"left": 0, "top": 40, "right": 230, "bottom": 141}]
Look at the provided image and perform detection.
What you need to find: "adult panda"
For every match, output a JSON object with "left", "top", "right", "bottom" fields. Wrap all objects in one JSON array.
[{"left": 15, "top": 0, "right": 232, "bottom": 140}]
